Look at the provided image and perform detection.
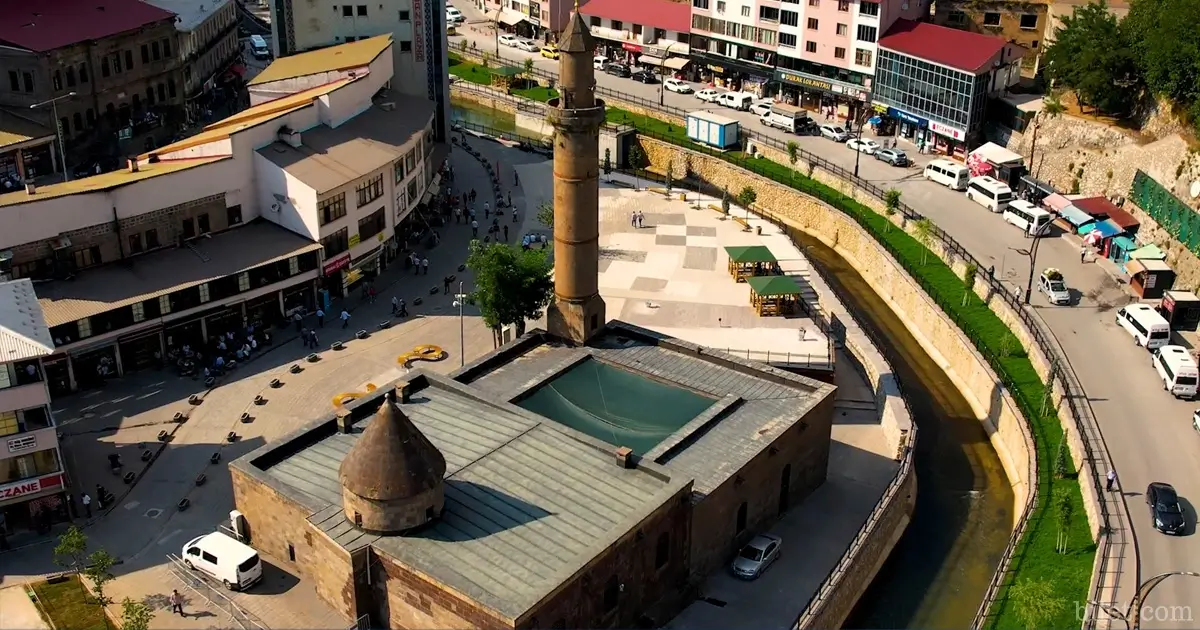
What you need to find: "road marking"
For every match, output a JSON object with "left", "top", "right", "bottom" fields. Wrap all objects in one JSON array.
[
  {"left": 136, "top": 389, "right": 163, "bottom": 400},
  {"left": 158, "top": 529, "right": 183, "bottom": 545},
  {"left": 123, "top": 500, "right": 141, "bottom": 510}
]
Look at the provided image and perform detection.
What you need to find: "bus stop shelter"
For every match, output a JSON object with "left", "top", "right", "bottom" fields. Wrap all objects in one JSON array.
[
  {"left": 746, "top": 275, "right": 803, "bottom": 316},
  {"left": 725, "top": 245, "right": 779, "bottom": 282}
]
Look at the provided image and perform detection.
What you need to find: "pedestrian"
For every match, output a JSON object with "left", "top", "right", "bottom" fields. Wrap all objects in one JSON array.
[
  {"left": 398, "top": 298, "right": 407, "bottom": 317},
  {"left": 514, "top": 171, "right": 520, "bottom": 186},
  {"left": 1106, "top": 469, "right": 1117, "bottom": 491},
  {"left": 170, "top": 589, "right": 185, "bottom": 616},
  {"left": 484, "top": 201, "right": 491, "bottom": 219},
  {"left": 472, "top": 219, "right": 479, "bottom": 238},
  {"left": 444, "top": 276, "right": 452, "bottom": 294},
  {"left": 1080, "top": 244, "right": 1088, "bottom": 263},
  {"left": 316, "top": 308, "right": 325, "bottom": 327},
  {"left": 340, "top": 309, "right": 351, "bottom": 329},
  {"left": 631, "top": 211, "right": 637, "bottom": 227},
  {"left": 301, "top": 328, "right": 310, "bottom": 348},
  {"left": 512, "top": 210, "right": 519, "bottom": 223},
  {"left": 503, "top": 224, "right": 509, "bottom": 241},
  {"left": 293, "top": 311, "right": 303, "bottom": 332},
  {"left": 392, "top": 295, "right": 399, "bottom": 315},
  {"left": 81, "top": 492, "right": 92, "bottom": 518},
  {"left": 507, "top": 192, "right": 512, "bottom": 207},
  {"left": 309, "top": 330, "right": 319, "bottom": 348},
  {"left": 421, "top": 257, "right": 430, "bottom": 275},
  {"left": 368, "top": 286, "right": 377, "bottom": 304}
]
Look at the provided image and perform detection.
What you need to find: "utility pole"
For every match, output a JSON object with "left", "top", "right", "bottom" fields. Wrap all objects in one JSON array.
[{"left": 31, "top": 92, "right": 77, "bottom": 182}]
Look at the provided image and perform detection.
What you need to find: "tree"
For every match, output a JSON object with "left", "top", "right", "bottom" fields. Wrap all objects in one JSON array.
[
  {"left": 736, "top": 186, "right": 757, "bottom": 218},
  {"left": 1055, "top": 489, "right": 1075, "bottom": 554},
  {"left": 665, "top": 161, "right": 673, "bottom": 193},
  {"left": 481, "top": 51, "right": 492, "bottom": 69},
  {"left": 721, "top": 186, "right": 730, "bottom": 214},
  {"left": 603, "top": 148, "right": 612, "bottom": 175},
  {"left": 458, "top": 39, "right": 469, "bottom": 53},
  {"left": 466, "top": 240, "right": 554, "bottom": 346},
  {"left": 786, "top": 141, "right": 800, "bottom": 179},
  {"left": 522, "top": 58, "right": 535, "bottom": 85},
  {"left": 120, "top": 598, "right": 153, "bottom": 630},
  {"left": 84, "top": 549, "right": 117, "bottom": 608},
  {"left": 912, "top": 218, "right": 934, "bottom": 265},
  {"left": 536, "top": 202, "right": 554, "bottom": 229},
  {"left": 883, "top": 188, "right": 902, "bottom": 233},
  {"left": 53, "top": 526, "right": 89, "bottom": 576},
  {"left": 1124, "top": 0, "right": 1200, "bottom": 124},
  {"left": 1010, "top": 578, "right": 1066, "bottom": 630},
  {"left": 1042, "top": 0, "right": 1140, "bottom": 115},
  {"left": 1041, "top": 93, "right": 1066, "bottom": 119},
  {"left": 628, "top": 144, "right": 646, "bottom": 189},
  {"left": 962, "top": 262, "right": 977, "bottom": 306}
]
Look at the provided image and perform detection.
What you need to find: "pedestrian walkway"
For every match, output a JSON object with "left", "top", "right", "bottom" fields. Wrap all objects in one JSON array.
[{"left": 0, "top": 586, "right": 49, "bottom": 630}]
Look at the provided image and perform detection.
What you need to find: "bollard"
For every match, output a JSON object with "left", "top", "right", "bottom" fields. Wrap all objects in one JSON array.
[
  {"left": 188, "top": 394, "right": 201, "bottom": 405},
  {"left": 204, "top": 377, "right": 216, "bottom": 387},
  {"left": 413, "top": 297, "right": 423, "bottom": 306},
  {"left": 457, "top": 264, "right": 466, "bottom": 272},
  {"left": 254, "top": 394, "right": 266, "bottom": 405},
  {"left": 306, "top": 353, "right": 320, "bottom": 363},
  {"left": 195, "top": 474, "right": 207, "bottom": 486},
  {"left": 210, "top": 452, "right": 221, "bottom": 464},
  {"left": 157, "top": 430, "right": 169, "bottom": 441},
  {"left": 269, "top": 378, "right": 282, "bottom": 388},
  {"left": 240, "top": 412, "right": 252, "bottom": 423},
  {"left": 378, "top": 320, "right": 392, "bottom": 329},
  {"left": 123, "top": 471, "right": 136, "bottom": 484},
  {"left": 141, "top": 450, "right": 153, "bottom": 462},
  {"left": 289, "top": 364, "right": 303, "bottom": 374},
  {"left": 226, "top": 431, "right": 237, "bottom": 443},
  {"left": 429, "top": 286, "right": 439, "bottom": 294},
  {"left": 355, "top": 330, "right": 369, "bottom": 339},
  {"left": 331, "top": 341, "right": 344, "bottom": 351},
  {"left": 177, "top": 498, "right": 190, "bottom": 511},
  {"left": 173, "top": 411, "right": 185, "bottom": 423}
]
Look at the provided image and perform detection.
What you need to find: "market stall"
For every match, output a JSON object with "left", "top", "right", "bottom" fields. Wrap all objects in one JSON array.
[
  {"left": 725, "top": 245, "right": 779, "bottom": 282},
  {"left": 746, "top": 275, "right": 803, "bottom": 316},
  {"left": 1121, "top": 243, "right": 1167, "bottom": 273},
  {"left": 1159, "top": 290, "right": 1200, "bottom": 331},
  {"left": 1127, "top": 258, "right": 1175, "bottom": 299}
]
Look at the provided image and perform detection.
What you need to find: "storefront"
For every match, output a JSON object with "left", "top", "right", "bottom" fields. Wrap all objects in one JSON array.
[
  {"left": 0, "top": 471, "right": 70, "bottom": 537},
  {"left": 692, "top": 52, "right": 775, "bottom": 96},
  {"left": 117, "top": 329, "right": 165, "bottom": 372},
  {"left": 879, "top": 105, "right": 932, "bottom": 148},
  {"left": 774, "top": 69, "right": 869, "bottom": 121},
  {"left": 321, "top": 251, "right": 352, "bottom": 299},
  {"left": 343, "top": 241, "right": 387, "bottom": 293}
]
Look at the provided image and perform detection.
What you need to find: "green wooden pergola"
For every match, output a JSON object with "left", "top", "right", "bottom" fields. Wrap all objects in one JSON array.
[
  {"left": 489, "top": 65, "right": 524, "bottom": 90},
  {"left": 746, "top": 275, "right": 803, "bottom": 316},
  {"left": 725, "top": 245, "right": 779, "bottom": 282}
]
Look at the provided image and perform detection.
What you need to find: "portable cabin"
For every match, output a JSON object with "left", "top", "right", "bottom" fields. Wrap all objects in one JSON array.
[
  {"left": 1160, "top": 290, "right": 1200, "bottom": 331},
  {"left": 1127, "top": 258, "right": 1175, "bottom": 300}
]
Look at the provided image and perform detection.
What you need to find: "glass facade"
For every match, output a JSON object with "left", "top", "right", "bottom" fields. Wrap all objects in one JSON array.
[{"left": 873, "top": 49, "right": 990, "bottom": 133}]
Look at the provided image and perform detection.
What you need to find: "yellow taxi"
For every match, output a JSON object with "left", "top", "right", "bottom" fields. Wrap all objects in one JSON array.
[{"left": 540, "top": 44, "right": 559, "bottom": 59}]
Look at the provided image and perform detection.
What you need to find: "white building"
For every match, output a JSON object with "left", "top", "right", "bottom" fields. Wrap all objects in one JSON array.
[
  {"left": 0, "top": 279, "right": 66, "bottom": 539},
  {"left": 143, "top": 0, "right": 242, "bottom": 105}
]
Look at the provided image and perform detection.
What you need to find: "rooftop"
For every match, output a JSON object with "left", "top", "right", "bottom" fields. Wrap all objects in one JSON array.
[
  {"left": 256, "top": 95, "right": 435, "bottom": 194},
  {"left": 461, "top": 322, "right": 834, "bottom": 496},
  {"left": 1070, "top": 196, "right": 1140, "bottom": 229},
  {"left": 0, "top": 157, "right": 228, "bottom": 209},
  {"left": 240, "top": 371, "right": 688, "bottom": 622},
  {"left": 36, "top": 221, "right": 320, "bottom": 329},
  {"left": 879, "top": 19, "right": 1017, "bottom": 74},
  {"left": 0, "top": 0, "right": 176, "bottom": 53},
  {"left": 248, "top": 35, "right": 392, "bottom": 86},
  {"left": 143, "top": 0, "right": 232, "bottom": 32},
  {"left": 0, "top": 279, "right": 54, "bottom": 362},
  {"left": 0, "top": 110, "right": 53, "bottom": 152},
  {"left": 579, "top": 0, "right": 691, "bottom": 34}
]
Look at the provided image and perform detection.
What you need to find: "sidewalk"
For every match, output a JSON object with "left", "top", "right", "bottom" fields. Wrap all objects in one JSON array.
[{"left": 0, "top": 586, "right": 49, "bottom": 630}]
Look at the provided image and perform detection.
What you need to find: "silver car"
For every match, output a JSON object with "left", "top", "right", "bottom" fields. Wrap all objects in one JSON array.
[{"left": 730, "top": 533, "right": 782, "bottom": 579}]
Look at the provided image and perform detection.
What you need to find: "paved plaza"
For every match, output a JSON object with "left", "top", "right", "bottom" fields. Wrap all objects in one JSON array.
[{"left": 0, "top": 138, "right": 894, "bottom": 630}]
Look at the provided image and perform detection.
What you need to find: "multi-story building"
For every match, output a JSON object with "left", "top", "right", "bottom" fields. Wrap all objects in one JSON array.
[
  {"left": 0, "top": 37, "right": 445, "bottom": 395},
  {"left": 579, "top": 0, "right": 691, "bottom": 73},
  {"left": 932, "top": 0, "right": 1048, "bottom": 73},
  {"left": 268, "top": 0, "right": 450, "bottom": 140},
  {"left": 688, "top": 0, "right": 781, "bottom": 95},
  {"left": 0, "top": 280, "right": 68, "bottom": 540},
  {"left": 143, "top": 0, "right": 242, "bottom": 117},
  {"left": 0, "top": 0, "right": 186, "bottom": 176},
  {"left": 874, "top": 19, "right": 1024, "bottom": 156}
]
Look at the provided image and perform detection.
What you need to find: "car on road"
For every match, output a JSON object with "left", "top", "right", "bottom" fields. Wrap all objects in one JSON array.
[
  {"left": 873, "top": 147, "right": 909, "bottom": 166},
  {"left": 499, "top": 33, "right": 519, "bottom": 47},
  {"left": 731, "top": 533, "right": 782, "bottom": 579},
  {"left": 664, "top": 78, "right": 692, "bottom": 93},
  {"left": 540, "top": 44, "right": 559, "bottom": 59},
  {"left": 603, "top": 62, "right": 632, "bottom": 78},
  {"left": 749, "top": 100, "right": 774, "bottom": 117},
  {"left": 696, "top": 88, "right": 723, "bottom": 103},
  {"left": 514, "top": 39, "right": 539, "bottom": 52},
  {"left": 1038, "top": 268, "right": 1071, "bottom": 305},
  {"left": 445, "top": 6, "right": 465, "bottom": 23},
  {"left": 631, "top": 70, "right": 659, "bottom": 84},
  {"left": 819, "top": 124, "right": 849, "bottom": 142},
  {"left": 717, "top": 91, "right": 754, "bottom": 111},
  {"left": 1146, "top": 482, "right": 1186, "bottom": 535},
  {"left": 183, "top": 532, "right": 264, "bottom": 590},
  {"left": 846, "top": 138, "right": 880, "bottom": 154}
]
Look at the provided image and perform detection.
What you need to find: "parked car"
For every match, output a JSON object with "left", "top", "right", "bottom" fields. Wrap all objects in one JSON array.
[
  {"left": 846, "top": 138, "right": 880, "bottom": 154},
  {"left": 873, "top": 147, "right": 909, "bottom": 166},
  {"left": 664, "top": 78, "right": 692, "bottom": 93},
  {"left": 631, "top": 70, "right": 658, "bottom": 84},
  {"left": 540, "top": 45, "right": 559, "bottom": 59},
  {"left": 182, "top": 532, "right": 263, "bottom": 590},
  {"left": 749, "top": 100, "right": 774, "bottom": 117},
  {"left": 603, "top": 63, "right": 632, "bottom": 78},
  {"left": 1146, "top": 482, "right": 1186, "bottom": 535},
  {"left": 819, "top": 124, "right": 849, "bottom": 142},
  {"left": 445, "top": 6, "right": 465, "bottom": 23},
  {"left": 696, "top": 88, "right": 723, "bottom": 103},
  {"left": 730, "top": 533, "right": 782, "bottom": 579},
  {"left": 717, "top": 91, "right": 754, "bottom": 111},
  {"left": 514, "top": 39, "right": 539, "bottom": 52},
  {"left": 499, "top": 33, "right": 519, "bottom": 47},
  {"left": 593, "top": 55, "right": 609, "bottom": 69}
]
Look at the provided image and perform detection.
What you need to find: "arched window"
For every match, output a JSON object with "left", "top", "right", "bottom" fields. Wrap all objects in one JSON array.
[
  {"left": 655, "top": 532, "right": 670, "bottom": 569},
  {"left": 735, "top": 501, "right": 748, "bottom": 534},
  {"left": 603, "top": 575, "right": 619, "bottom": 613}
]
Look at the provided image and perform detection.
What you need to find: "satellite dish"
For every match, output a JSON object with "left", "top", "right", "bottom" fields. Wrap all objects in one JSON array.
[{"left": 1190, "top": 180, "right": 1200, "bottom": 199}]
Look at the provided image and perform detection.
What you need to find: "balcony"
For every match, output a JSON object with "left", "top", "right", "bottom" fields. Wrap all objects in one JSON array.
[
  {"left": 2, "top": 426, "right": 59, "bottom": 458},
  {"left": 0, "top": 382, "right": 49, "bottom": 413}
]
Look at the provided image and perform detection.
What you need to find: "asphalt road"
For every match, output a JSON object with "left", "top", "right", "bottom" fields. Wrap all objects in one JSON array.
[{"left": 451, "top": 10, "right": 1200, "bottom": 625}]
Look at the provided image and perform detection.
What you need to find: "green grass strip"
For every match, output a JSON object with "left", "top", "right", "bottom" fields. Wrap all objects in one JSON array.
[{"left": 450, "top": 51, "right": 1094, "bottom": 628}]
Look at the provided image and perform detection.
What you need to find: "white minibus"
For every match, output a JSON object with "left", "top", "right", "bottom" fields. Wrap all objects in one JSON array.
[
  {"left": 249, "top": 35, "right": 271, "bottom": 60},
  {"left": 923, "top": 159, "right": 970, "bottom": 191},
  {"left": 1115, "top": 303, "right": 1171, "bottom": 350},
  {"left": 1003, "top": 199, "right": 1052, "bottom": 235},
  {"left": 182, "top": 532, "right": 263, "bottom": 590},
  {"left": 1153, "top": 345, "right": 1199, "bottom": 399},
  {"left": 966, "top": 176, "right": 1014, "bottom": 212}
]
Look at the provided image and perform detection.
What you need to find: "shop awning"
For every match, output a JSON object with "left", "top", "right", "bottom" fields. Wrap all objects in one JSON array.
[
  {"left": 662, "top": 56, "right": 690, "bottom": 70},
  {"left": 1111, "top": 235, "right": 1137, "bottom": 254},
  {"left": 1130, "top": 244, "right": 1167, "bottom": 261},
  {"left": 1057, "top": 204, "right": 1094, "bottom": 227},
  {"left": 638, "top": 54, "right": 666, "bottom": 66},
  {"left": 1127, "top": 258, "right": 1173, "bottom": 275},
  {"left": 1084, "top": 218, "right": 1123, "bottom": 239},
  {"left": 1043, "top": 193, "right": 1072, "bottom": 213},
  {"left": 499, "top": 9, "right": 527, "bottom": 25}
]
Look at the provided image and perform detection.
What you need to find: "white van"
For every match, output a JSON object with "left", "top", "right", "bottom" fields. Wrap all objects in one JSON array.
[
  {"left": 1116, "top": 303, "right": 1171, "bottom": 350},
  {"left": 1003, "top": 199, "right": 1052, "bottom": 235},
  {"left": 718, "top": 92, "right": 754, "bottom": 111},
  {"left": 1153, "top": 345, "right": 1199, "bottom": 399},
  {"left": 593, "top": 55, "right": 609, "bottom": 69},
  {"left": 249, "top": 35, "right": 270, "bottom": 60},
  {"left": 182, "top": 532, "right": 263, "bottom": 590},
  {"left": 923, "top": 159, "right": 970, "bottom": 191},
  {"left": 965, "top": 176, "right": 1014, "bottom": 212}
]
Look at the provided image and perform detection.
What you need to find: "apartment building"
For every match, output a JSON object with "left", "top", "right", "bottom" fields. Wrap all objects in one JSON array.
[
  {"left": 579, "top": 0, "right": 691, "bottom": 72},
  {"left": 688, "top": 0, "right": 780, "bottom": 95},
  {"left": 268, "top": 0, "right": 450, "bottom": 140},
  {"left": 932, "top": 0, "right": 1049, "bottom": 72},
  {"left": 0, "top": 0, "right": 185, "bottom": 177},
  {"left": 0, "top": 37, "right": 445, "bottom": 395},
  {"left": 0, "top": 280, "right": 68, "bottom": 540},
  {"left": 143, "top": 0, "right": 242, "bottom": 112}
]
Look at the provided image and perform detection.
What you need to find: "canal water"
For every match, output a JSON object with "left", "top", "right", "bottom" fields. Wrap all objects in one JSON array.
[{"left": 452, "top": 99, "right": 1014, "bottom": 628}]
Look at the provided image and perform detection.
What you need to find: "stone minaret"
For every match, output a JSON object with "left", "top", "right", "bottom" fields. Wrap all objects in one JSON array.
[{"left": 545, "top": 2, "right": 607, "bottom": 344}]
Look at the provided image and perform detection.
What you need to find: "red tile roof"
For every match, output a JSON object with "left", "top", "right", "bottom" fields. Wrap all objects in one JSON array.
[
  {"left": 1071, "top": 196, "right": 1140, "bottom": 229},
  {"left": 0, "top": 0, "right": 176, "bottom": 53},
  {"left": 879, "top": 19, "right": 1015, "bottom": 74},
  {"left": 579, "top": 0, "right": 691, "bottom": 35}
]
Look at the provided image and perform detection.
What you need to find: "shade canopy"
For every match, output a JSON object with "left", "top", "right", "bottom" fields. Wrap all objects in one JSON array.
[
  {"left": 490, "top": 65, "right": 525, "bottom": 77},
  {"left": 1057, "top": 204, "right": 1093, "bottom": 227},
  {"left": 725, "top": 245, "right": 777, "bottom": 264},
  {"left": 662, "top": 56, "right": 690, "bottom": 70},
  {"left": 1129, "top": 244, "right": 1167, "bottom": 261},
  {"left": 746, "top": 275, "right": 802, "bottom": 296}
]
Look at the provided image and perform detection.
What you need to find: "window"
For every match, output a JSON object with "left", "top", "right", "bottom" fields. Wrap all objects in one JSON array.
[
  {"left": 199, "top": 283, "right": 211, "bottom": 303},
  {"left": 132, "top": 302, "right": 145, "bottom": 323},
  {"left": 101, "top": 57, "right": 111, "bottom": 77},
  {"left": 79, "top": 63, "right": 88, "bottom": 82},
  {"left": 168, "top": 78, "right": 176, "bottom": 98},
  {"left": 394, "top": 160, "right": 406, "bottom": 183},
  {"left": 182, "top": 217, "right": 196, "bottom": 240},
  {"left": 779, "top": 32, "right": 797, "bottom": 46},
  {"left": 603, "top": 576, "right": 619, "bottom": 613},
  {"left": 406, "top": 178, "right": 419, "bottom": 205},
  {"left": 947, "top": 10, "right": 965, "bottom": 24},
  {"left": 357, "top": 4, "right": 367, "bottom": 15},
  {"left": 716, "top": 1, "right": 726, "bottom": 11},
  {"left": 357, "top": 207, "right": 386, "bottom": 241},
  {"left": 400, "top": 40, "right": 412, "bottom": 52},
  {"left": 58, "top": 117, "right": 69, "bottom": 136},
  {"left": 399, "top": 9, "right": 410, "bottom": 19},
  {"left": 808, "top": 0, "right": 818, "bottom": 5},
  {"left": 983, "top": 12, "right": 1001, "bottom": 26},
  {"left": 141, "top": 44, "right": 150, "bottom": 64},
  {"left": 162, "top": 38, "right": 171, "bottom": 56},
  {"left": 343, "top": 5, "right": 353, "bottom": 15},
  {"left": 73, "top": 246, "right": 101, "bottom": 269},
  {"left": 73, "top": 112, "right": 82, "bottom": 132},
  {"left": 53, "top": 71, "right": 62, "bottom": 91},
  {"left": 805, "top": 40, "right": 817, "bottom": 53},
  {"left": 238, "top": 272, "right": 251, "bottom": 291},
  {"left": 197, "top": 213, "right": 211, "bottom": 234},
  {"left": 856, "top": 24, "right": 876, "bottom": 41},
  {"left": 740, "top": 5, "right": 750, "bottom": 16},
  {"left": 780, "top": 9, "right": 798, "bottom": 25},
  {"left": 0, "top": 412, "right": 17, "bottom": 437},
  {"left": 129, "top": 233, "right": 143, "bottom": 253},
  {"left": 806, "top": 17, "right": 818, "bottom": 29},
  {"left": 759, "top": 6, "right": 779, "bottom": 20},
  {"left": 834, "top": 47, "right": 846, "bottom": 58},
  {"left": 693, "top": 0, "right": 709, "bottom": 9},
  {"left": 8, "top": 71, "right": 18, "bottom": 91},
  {"left": 655, "top": 533, "right": 670, "bottom": 569},
  {"left": 145, "top": 228, "right": 160, "bottom": 248},
  {"left": 227, "top": 205, "right": 242, "bottom": 226},
  {"left": 22, "top": 72, "right": 32, "bottom": 92},
  {"left": 322, "top": 227, "right": 350, "bottom": 257},
  {"left": 736, "top": 502, "right": 748, "bottom": 533},
  {"left": 77, "top": 318, "right": 93, "bottom": 339},
  {"left": 159, "top": 294, "right": 171, "bottom": 315},
  {"left": 632, "top": 24, "right": 643, "bottom": 36},
  {"left": 855, "top": 48, "right": 873, "bottom": 66},
  {"left": 859, "top": 0, "right": 879, "bottom": 15},
  {"left": 836, "top": 23, "right": 848, "bottom": 35},
  {"left": 124, "top": 50, "right": 133, "bottom": 70},
  {"left": 405, "top": 148, "right": 418, "bottom": 172},
  {"left": 612, "top": 19, "right": 623, "bottom": 30},
  {"left": 1020, "top": 13, "right": 1038, "bottom": 29},
  {"left": 152, "top": 41, "right": 161, "bottom": 60},
  {"left": 1031, "top": 40, "right": 1039, "bottom": 48},
  {"left": 355, "top": 174, "right": 384, "bottom": 206},
  {"left": 319, "top": 193, "right": 347, "bottom": 225},
  {"left": 837, "top": 0, "right": 849, "bottom": 10}
]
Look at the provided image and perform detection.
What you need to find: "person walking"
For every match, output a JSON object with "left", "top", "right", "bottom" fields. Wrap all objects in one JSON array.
[
  {"left": 421, "top": 257, "right": 430, "bottom": 275},
  {"left": 170, "top": 589, "right": 185, "bottom": 617},
  {"left": 81, "top": 492, "right": 92, "bottom": 518},
  {"left": 293, "top": 311, "right": 303, "bottom": 332},
  {"left": 484, "top": 201, "right": 491, "bottom": 219},
  {"left": 309, "top": 330, "right": 319, "bottom": 348},
  {"left": 631, "top": 211, "right": 637, "bottom": 227},
  {"left": 514, "top": 171, "right": 520, "bottom": 186},
  {"left": 472, "top": 219, "right": 479, "bottom": 238},
  {"left": 443, "top": 276, "right": 452, "bottom": 294},
  {"left": 368, "top": 286, "right": 377, "bottom": 304},
  {"left": 315, "top": 308, "right": 325, "bottom": 327},
  {"left": 1106, "top": 469, "right": 1118, "bottom": 491},
  {"left": 301, "top": 328, "right": 310, "bottom": 349},
  {"left": 391, "top": 296, "right": 400, "bottom": 315},
  {"left": 340, "top": 309, "right": 351, "bottom": 329},
  {"left": 503, "top": 224, "right": 509, "bottom": 241},
  {"left": 1080, "top": 244, "right": 1088, "bottom": 263}
]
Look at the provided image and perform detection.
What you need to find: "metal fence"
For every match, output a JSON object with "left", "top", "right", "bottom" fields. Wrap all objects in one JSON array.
[{"left": 166, "top": 554, "right": 268, "bottom": 630}]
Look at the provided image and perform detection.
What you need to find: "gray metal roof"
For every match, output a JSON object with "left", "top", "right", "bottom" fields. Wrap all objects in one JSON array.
[
  {"left": 258, "top": 374, "right": 686, "bottom": 621},
  {"left": 0, "top": 279, "right": 54, "bottom": 362}
]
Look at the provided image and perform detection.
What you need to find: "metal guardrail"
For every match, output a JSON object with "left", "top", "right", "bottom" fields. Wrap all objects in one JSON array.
[{"left": 166, "top": 554, "right": 268, "bottom": 630}]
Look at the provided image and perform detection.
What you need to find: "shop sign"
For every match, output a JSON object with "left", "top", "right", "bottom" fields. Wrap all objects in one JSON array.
[
  {"left": 707, "top": 64, "right": 725, "bottom": 74},
  {"left": 344, "top": 268, "right": 364, "bottom": 287},
  {"left": 622, "top": 43, "right": 642, "bottom": 53},
  {"left": 349, "top": 233, "right": 362, "bottom": 248},
  {"left": 777, "top": 71, "right": 832, "bottom": 92},
  {"left": 322, "top": 252, "right": 351, "bottom": 276},
  {"left": 887, "top": 107, "right": 926, "bottom": 127},
  {"left": 929, "top": 120, "right": 965, "bottom": 141},
  {"left": 7, "top": 435, "right": 37, "bottom": 453},
  {"left": 0, "top": 473, "right": 62, "bottom": 501},
  {"left": 413, "top": 0, "right": 426, "bottom": 62}
]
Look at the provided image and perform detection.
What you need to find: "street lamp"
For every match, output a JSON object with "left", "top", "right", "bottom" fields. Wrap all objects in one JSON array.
[
  {"left": 1090, "top": 571, "right": 1200, "bottom": 629},
  {"left": 30, "top": 91, "right": 77, "bottom": 182},
  {"left": 1011, "top": 224, "right": 1049, "bottom": 304},
  {"left": 659, "top": 41, "right": 680, "bottom": 107},
  {"left": 490, "top": 9, "right": 502, "bottom": 54},
  {"left": 451, "top": 281, "right": 467, "bottom": 366}
]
